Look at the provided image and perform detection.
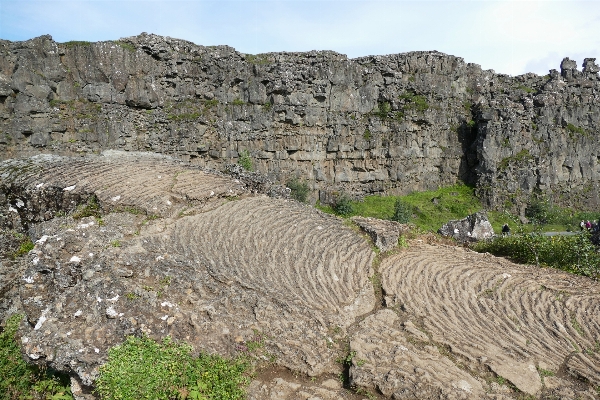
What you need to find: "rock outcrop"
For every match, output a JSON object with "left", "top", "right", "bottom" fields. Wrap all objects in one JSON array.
[
  {"left": 438, "top": 211, "right": 495, "bottom": 242},
  {"left": 351, "top": 216, "right": 408, "bottom": 252},
  {"left": 1, "top": 154, "right": 600, "bottom": 399},
  {"left": 0, "top": 34, "right": 599, "bottom": 212}
]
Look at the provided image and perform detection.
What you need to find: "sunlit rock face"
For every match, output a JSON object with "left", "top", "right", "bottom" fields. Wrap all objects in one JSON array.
[{"left": 1, "top": 34, "right": 599, "bottom": 211}]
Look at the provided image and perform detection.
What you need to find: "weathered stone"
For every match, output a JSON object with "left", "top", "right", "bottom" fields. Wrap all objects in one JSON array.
[
  {"left": 351, "top": 216, "right": 408, "bottom": 252},
  {"left": 438, "top": 212, "right": 495, "bottom": 242}
]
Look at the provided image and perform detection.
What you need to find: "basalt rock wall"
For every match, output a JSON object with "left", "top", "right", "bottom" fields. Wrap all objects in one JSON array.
[{"left": 1, "top": 33, "right": 599, "bottom": 210}]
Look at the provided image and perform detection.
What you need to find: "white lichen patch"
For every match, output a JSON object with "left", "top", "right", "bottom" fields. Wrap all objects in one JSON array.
[
  {"left": 77, "top": 221, "right": 95, "bottom": 229},
  {"left": 106, "top": 306, "right": 119, "bottom": 319},
  {"left": 63, "top": 185, "right": 76, "bottom": 191},
  {"left": 36, "top": 235, "right": 49, "bottom": 245},
  {"left": 70, "top": 256, "right": 81, "bottom": 263},
  {"left": 452, "top": 380, "right": 473, "bottom": 393},
  {"left": 34, "top": 308, "right": 50, "bottom": 330}
]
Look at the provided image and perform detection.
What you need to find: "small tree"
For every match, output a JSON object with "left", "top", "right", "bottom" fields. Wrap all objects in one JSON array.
[
  {"left": 334, "top": 193, "right": 353, "bottom": 216},
  {"left": 286, "top": 179, "right": 310, "bottom": 203},
  {"left": 391, "top": 199, "right": 412, "bottom": 223},
  {"left": 238, "top": 149, "right": 253, "bottom": 171}
]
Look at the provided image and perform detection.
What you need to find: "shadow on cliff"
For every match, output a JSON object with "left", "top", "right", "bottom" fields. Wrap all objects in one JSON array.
[{"left": 456, "top": 119, "right": 479, "bottom": 186}]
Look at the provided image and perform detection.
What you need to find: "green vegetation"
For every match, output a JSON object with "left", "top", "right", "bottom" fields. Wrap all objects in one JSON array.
[
  {"left": 322, "top": 183, "right": 479, "bottom": 232},
  {"left": 262, "top": 102, "right": 272, "bottom": 112},
  {"left": 524, "top": 196, "right": 600, "bottom": 231},
  {"left": 94, "top": 335, "right": 249, "bottom": 400},
  {"left": 363, "top": 128, "right": 372, "bottom": 140},
  {"left": 395, "top": 91, "right": 429, "bottom": 121},
  {"left": 315, "top": 182, "right": 600, "bottom": 279},
  {"left": 165, "top": 99, "right": 219, "bottom": 121},
  {"left": 473, "top": 231, "right": 600, "bottom": 278},
  {"left": 398, "top": 92, "right": 429, "bottom": 112},
  {"left": 333, "top": 193, "right": 354, "bottom": 216},
  {"left": 73, "top": 196, "right": 102, "bottom": 220},
  {"left": 232, "top": 98, "right": 246, "bottom": 106},
  {"left": 245, "top": 54, "right": 271, "bottom": 65},
  {"left": 566, "top": 123, "right": 586, "bottom": 137},
  {"left": 114, "top": 41, "right": 136, "bottom": 52},
  {"left": 498, "top": 149, "right": 534, "bottom": 171},
  {"left": 462, "top": 101, "right": 472, "bottom": 113},
  {"left": 1, "top": 314, "right": 73, "bottom": 400},
  {"left": 373, "top": 101, "right": 391, "bottom": 120},
  {"left": 238, "top": 149, "right": 253, "bottom": 171},
  {"left": 391, "top": 199, "right": 412, "bottom": 223},
  {"left": 63, "top": 41, "right": 91, "bottom": 48},
  {"left": 516, "top": 84, "right": 535, "bottom": 94},
  {"left": 286, "top": 178, "right": 310, "bottom": 203},
  {"left": 14, "top": 239, "right": 34, "bottom": 258}
]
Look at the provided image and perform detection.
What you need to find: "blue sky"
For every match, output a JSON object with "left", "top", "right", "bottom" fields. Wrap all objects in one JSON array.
[{"left": 1, "top": 0, "right": 599, "bottom": 76}]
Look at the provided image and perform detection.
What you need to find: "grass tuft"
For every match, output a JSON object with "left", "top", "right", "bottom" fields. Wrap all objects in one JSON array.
[{"left": 94, "top": 335, "right": 249, "bottom": 400}]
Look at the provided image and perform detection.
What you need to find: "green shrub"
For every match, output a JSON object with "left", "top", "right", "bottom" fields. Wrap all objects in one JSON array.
[
  {"left": 232, "top": 98, "right": 246, "bottom": 106},
  {"left": 95, "top": 335, "right": 248, "bottom": 400},
  {"left": 526, "top": 198, "right": 550, "bottom": 225},
  {"left": 334, "top": 193, "right": 354, "bottom": 216},
  {"left": 287, "top": 179, "right": 310, "bottom": 203},
  {"left": 13, "top": 239, "right": 34, "bottom": 258},
  {"left": 398, "top": 92, "right": 429, "bottom": 113},
  {"left": 391, "top": 199, "right": 412, "bottom": 223},
  {"left": 373, "top": 101, "right": 391, "bottom": 120},
  {"left": 472, "top": 232, "right": 600, "bottom": 278},
  {"left": 0, "top": 314, "right": 73, "bottom": 400},
  {"left": 363, "top": 129, "right": 372, "bottom": 140},
  {"left": 238, "top": 149, "right": 253, "bottom": 171}
]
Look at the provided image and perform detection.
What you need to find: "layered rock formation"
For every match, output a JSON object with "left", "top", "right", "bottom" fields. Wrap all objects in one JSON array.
[
  {"left": 1, "top": 154, "right": 600, "bottom": 399},
  {"left": 0, "top": 34, "right": 598, "bottom": 211}
]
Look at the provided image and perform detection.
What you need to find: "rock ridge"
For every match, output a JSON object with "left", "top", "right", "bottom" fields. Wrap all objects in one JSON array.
[{"left": 0, "top": 33, "right": 599, "bottom": 212}]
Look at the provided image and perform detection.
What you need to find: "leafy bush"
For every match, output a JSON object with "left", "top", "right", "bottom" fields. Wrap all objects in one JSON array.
[
  {"left": 238, "top": 149, "right": 253, "bottom": 171},
  {"left": 333, "top": 193, "right": 354, "bottom": 216},
  {"left": 472, "top": 231, "right": 600, "bottom": 278},
  {"left": 1, "top": 314, "right": 73, "bottom": 400},
  {"left": 95, "top": 335, "right": 249, "bottom": 400},
  {"left": 391, "top": 199, "right": 412, "bottom": 223},
  {"left": 526, "top": 197, "right": 550, "bottom": 224},
  {"left": 286, "top": 179, "right": 310, "bottom": 203}
]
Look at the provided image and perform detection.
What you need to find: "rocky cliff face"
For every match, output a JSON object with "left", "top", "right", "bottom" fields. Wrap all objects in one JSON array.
[{"left": 0, "top": 33, "right": 598, "bottom": 210}]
